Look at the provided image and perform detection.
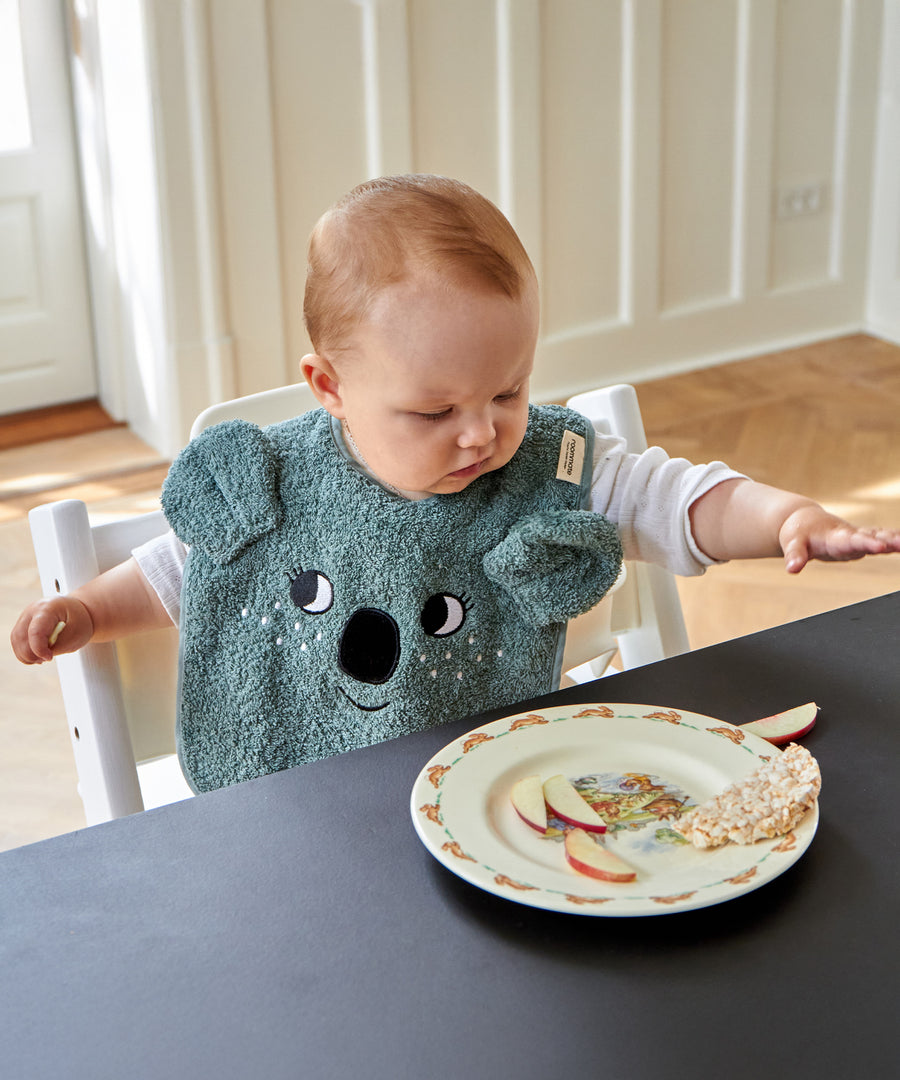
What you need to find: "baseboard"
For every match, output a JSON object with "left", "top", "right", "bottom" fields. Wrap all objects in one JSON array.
[
  {"left": 622, "top": 324, "right": 866, "bottom": 388},
  {"left": 864, "top": 321, "right": 900, "bottom": 347}
]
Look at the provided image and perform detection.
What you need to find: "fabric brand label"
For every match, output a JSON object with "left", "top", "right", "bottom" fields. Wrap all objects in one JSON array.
[{"left": 556, "top": 429, "right": 585, "bottom": 484}]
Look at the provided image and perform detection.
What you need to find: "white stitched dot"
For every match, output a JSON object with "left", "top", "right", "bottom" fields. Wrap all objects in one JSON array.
[
  {"left": 261, "top": 616, "right": 268, "bottom": 625},
  {"left": 445, "top": 651, "right": 452, "bottom": 660},
  {"left": 300, "top": 642, "right": 307, "bottom": 651},
  {"left": 468, "top": 635, "right": 475, "bottom": 644},
  {"left": 241, "top": 608, "right": 248, "bottom": 617},
  {"left": 476, "top": 654, "right": 482, "bottom": 662},
  {"left": 430, "top": 670, "right": 437, "bottom": 678},
  {"left": 274, "top": 601, "right": 282, "bottom": 610},
  {"left": 294, "top": 622, "right": 301, "bottom": 630},
  {"left": 497, "top": 649, "right": 503, "bottom": 657},
  {"left": 276, "top": 637, "right": 283, "bottom": 645},
  {"left": 420, "top": 654, "right": 427, "bottom": 662},
  {"left": 456, "top": 671, "right": 462, "bottom": 679},
  {"left": 316, "top": 632, "right": 322, "bottom": 641}
]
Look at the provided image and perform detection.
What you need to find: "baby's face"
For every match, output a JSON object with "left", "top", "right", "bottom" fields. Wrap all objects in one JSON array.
[{"left": 318, "top": 279, "right": 538, "bottom": 495}]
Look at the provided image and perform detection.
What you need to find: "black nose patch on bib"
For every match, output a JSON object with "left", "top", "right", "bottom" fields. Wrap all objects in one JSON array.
[{"left": 338, "top": 607, "right": 400, "bottom": 684}]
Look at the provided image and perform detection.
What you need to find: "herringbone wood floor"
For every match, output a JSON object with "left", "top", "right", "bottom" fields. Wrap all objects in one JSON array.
[{"left": 2, "top": 333, "right": 898, "bottom": 851}]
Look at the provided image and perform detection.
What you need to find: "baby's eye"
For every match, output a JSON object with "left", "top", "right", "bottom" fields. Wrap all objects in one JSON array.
[
  {"left": 288, "top": 568, "right": 333, "bottom": 613},
  {"left": 415, "top": 408, "right": 452, "bottom": 423},
  {"left": 494, "top": 387, "right": 521, "bottom": 404},
  {"left": 420, "top": 593, "right": 471, "bottom": 637}
]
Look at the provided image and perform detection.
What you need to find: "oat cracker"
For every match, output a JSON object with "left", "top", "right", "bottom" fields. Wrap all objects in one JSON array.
[{"left": 675, "top": 742, "right": 821, "bottom": 849}]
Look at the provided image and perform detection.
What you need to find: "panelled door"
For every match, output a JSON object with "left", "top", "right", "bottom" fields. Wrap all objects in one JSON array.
[{"left": 0, "top": 0, "right": 95, "bottom": 415}]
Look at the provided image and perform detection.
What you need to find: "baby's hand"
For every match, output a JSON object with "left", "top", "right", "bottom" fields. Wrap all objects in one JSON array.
[
  {"left": 779, "top": 506, "right": 900, "bottom": 573},
  {"left": 10, "top": 596, "right": 94, "bottom": 664}
]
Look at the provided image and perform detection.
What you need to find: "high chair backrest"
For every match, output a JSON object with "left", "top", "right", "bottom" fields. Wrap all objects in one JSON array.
[
  {"left": 190, "top": 383, "right": 315, "bottom": 438},
  {"left": 562, "top": 384, "right": 690, "bottom": 682},
  {"left": 29, "top": 381, "right": 686, "bottom": 825}
]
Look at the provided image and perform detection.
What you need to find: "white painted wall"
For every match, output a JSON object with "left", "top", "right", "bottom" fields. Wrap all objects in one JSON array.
[
  {"left": 69, "top": 0, "right": 897, "bottom": 456},
  {"left": 867, "top": 0, "right": 900, "bottom": 342}
]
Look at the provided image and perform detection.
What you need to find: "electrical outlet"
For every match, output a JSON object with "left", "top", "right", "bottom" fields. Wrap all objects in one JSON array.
[{"left": 775, "top": 183, "right": 826, "bottom": 220}]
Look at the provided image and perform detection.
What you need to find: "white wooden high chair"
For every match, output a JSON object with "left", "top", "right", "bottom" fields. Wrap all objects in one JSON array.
[
  {"left": 28, "top": 382, "right": 687, "bottom": 826},
  {"left": 561, "top": 384, "right": 690, "bottom": 683},
  {"left": 28, "top": 383, "right": 316, "bottom": 826}
]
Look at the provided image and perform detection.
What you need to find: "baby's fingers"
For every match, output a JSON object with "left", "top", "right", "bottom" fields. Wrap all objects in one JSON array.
[
  {"left": 867, "top": 527, "right": 900, "bottom": 554},
  {"left": 11, "top": 608, "right": 55, "bottom": 664},
  {"left": 827, "top": 526, "right": 900, "bottom": 560},
  {"left": 782, "top": 536, "right": 811, "bottom": 574},
  {"left": 29, "top": 609, "right": 70, "bottom": 662}
]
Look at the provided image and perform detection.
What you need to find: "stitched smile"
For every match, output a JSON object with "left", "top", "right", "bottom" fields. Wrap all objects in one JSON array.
[{"left": 337, "top": 686, "right": 391, "bottom": 711}]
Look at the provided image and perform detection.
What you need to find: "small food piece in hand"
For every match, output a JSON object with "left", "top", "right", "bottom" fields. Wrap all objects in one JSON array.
[
  {"left": 675, "top": 743, "right": 821, "bottom": 849},
  {"left": 543, "top": 774, "right": 608, "bottom": 833},
  {"left": 510, "top": 775, "right": 548, "bottom": 834},
  {"left": 48, "top": 621, "right": 66, "bottom": 648},
  {"left": 740, "top": 702, "right": 818, "bottom": 744},
  {"left": 564, "top": 828, "right": 637, "bottom": 882}
]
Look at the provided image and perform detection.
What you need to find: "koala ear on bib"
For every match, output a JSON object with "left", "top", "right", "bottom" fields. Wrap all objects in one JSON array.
[
  {"left": 161, "top": 419, "right": 281, "bottom": 564},
  {"left": 483, "top": 509, "right": 623, "bottom": 627}
]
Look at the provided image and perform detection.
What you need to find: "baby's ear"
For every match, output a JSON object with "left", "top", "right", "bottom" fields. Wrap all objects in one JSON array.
[
  {"left": 162, "top": 420, "right": 280, "bottom": 564},
  {"left": 483, "top": 510, "right": 623, "bottom": 627}
]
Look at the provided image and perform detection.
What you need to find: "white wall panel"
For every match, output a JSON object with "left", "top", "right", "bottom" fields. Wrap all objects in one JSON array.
[
  {"left": 540, "top": 0, "right": 623, "bottom": 337},
  {"left": 268, "top": 0, "right": 370, "bottom": 379},
  {"left": 208, "top": 0, "right": 286, "bottom": 399},
  {"left": 495, "top": 0, "right": 543, "bottom": 277},
  {"left": 867, "top": 0, "right": 900, "bottom": 343},
  {"left": 91, "top": 0, "right": 888, "bottom": 452},
  {"left": 659, "top": 0, "right": 738, "bottom": 313},
  {"left": 408, "top": 0, "right": 500, "bottom": 199},
  {"left": 769, "top": 0, "right": 843, "bottom": 288}
]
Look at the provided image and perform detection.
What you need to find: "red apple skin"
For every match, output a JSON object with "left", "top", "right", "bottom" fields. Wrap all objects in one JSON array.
[
  {"left": 564, "top": 829, "right": 636, "bottom": 883},
  {"left": 549, "top": 806, "right": 608, "bottom": 834},
  {"left": 741, "top": 703, "right": 818, "bottom": 745},
  {"left": 510, "top": 776, "right": 548, "bottom": 835},
  {"left": 513, "top": 806, "right": 549, "bottom": 835},
  {"left": 542, "top": 775, "right": 608, "bottom": 834}
]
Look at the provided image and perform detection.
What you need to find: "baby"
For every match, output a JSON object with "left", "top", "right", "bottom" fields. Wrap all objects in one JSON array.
[{"left": 11, "top": 174, "right": 900, "bottom": 791}]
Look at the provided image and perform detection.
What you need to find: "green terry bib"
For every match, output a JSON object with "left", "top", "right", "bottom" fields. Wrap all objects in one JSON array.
[{"left": 162, "top": 404, "right": 623, "bottom": 792}]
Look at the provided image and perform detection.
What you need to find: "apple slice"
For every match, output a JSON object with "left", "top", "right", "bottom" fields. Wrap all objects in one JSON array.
[
  {"left": 543, "top": 774, "right": 607, "bottom": 834},
  {"left": 564, "top": 828, "right": 637, "bottom": 882},
  {"left": 510, "top": 775, "right": 548, "bottom": 834},
  {"left": 740, "top": 702, "right": 819, "bottom": 745}
]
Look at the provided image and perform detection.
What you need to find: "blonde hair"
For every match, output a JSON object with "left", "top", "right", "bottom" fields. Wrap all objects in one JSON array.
[{"left": 304, "top": 174, "right": 536, "bottom": 355}]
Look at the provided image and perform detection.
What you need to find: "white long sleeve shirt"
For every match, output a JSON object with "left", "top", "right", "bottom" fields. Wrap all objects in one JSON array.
[{"left": 134, "top": 425, "right": 743, "bottom": 626}]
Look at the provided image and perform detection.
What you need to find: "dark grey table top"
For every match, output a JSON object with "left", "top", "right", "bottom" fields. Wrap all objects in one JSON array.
[{"left": 3, "top": 592, "right": 899, "bottom": 1079}]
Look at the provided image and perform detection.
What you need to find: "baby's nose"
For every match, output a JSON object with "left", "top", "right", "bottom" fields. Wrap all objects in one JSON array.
[
  {"left": 338, "top": 607, "right": 400, "bottom": 684},
  {"left": 457, "top": 413, "right": 496, "bottom": 448}
]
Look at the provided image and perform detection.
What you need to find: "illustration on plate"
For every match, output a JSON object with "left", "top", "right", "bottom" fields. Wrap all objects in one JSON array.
[{"left": 543, "top": 771, "right": 698, "bottom": 849}]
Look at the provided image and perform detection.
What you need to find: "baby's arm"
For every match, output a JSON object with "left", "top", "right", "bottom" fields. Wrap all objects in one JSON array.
[
  {"left": 689, "top": 478, "right": 900, "bottom": 573},
  {"left": 11, "top": 557, "right": 171, "bottom": 665}
]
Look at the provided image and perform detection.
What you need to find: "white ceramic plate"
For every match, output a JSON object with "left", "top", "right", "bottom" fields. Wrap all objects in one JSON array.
[{"left": 410, "top": 702, "right": 819, "bottom": 917}]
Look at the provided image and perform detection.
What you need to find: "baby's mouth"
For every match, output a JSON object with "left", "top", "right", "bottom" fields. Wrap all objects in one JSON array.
[
  {"left": 449, "top": 457, "right": 488, "bottom": 480},
  {"left": 337, "top": 686, "right": 391, "bottom": 712}
]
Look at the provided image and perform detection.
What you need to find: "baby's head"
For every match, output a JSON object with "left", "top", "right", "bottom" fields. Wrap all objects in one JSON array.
[
  {"left": 301, "top": 175, "right": 540, "bottom": 495},
  {"left": 304, "top": 174, "right": 537, "bottom": 357}
]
